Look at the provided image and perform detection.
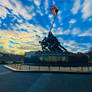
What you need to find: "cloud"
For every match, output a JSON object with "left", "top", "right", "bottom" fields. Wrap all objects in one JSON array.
[
  {"left": 56, "top": 38, "right": 81, "bottom": 52},
  {"left": 64, "top": 40, "right": 79, "bottom": 49},
  {"left": 48, "top": 14, "right": 53, "bottom": 18},
  {"left": 71, "top": 0, "right": 81, "bottom": 14},
  {"left": 0, "top": 0, "right": 34, "bottom": 20},
  {"left": 48, "top": 14, "right": 54, "bottom": 24},
  {"left": 0, "top": 21, "right": 48, "bottom": 54},
  {"left": 52, "top": 0, "right": 55, "bottom": 5},
  {"left": 63, "top": 40, "right": 89, "bottom": 53},
  {"left": 34, "top": 0, "right": 41, "bottom": 7},
  {"left": 53, "top": 27, "right": 80, "bottom": 36},
  {"left": 0, "top": 0, "right": 91, "bottom": 55},
  {"left": 33, "top": 0, "right": 44, "bottom": 16},
  {"left": 45, "top": 0, "right": 49, "bottom": 14},
  {"left": 72, "top": 28, "right": 81, "bottom": 35},
  {"left": 57, "top": 11, "right": 62, "bottom": 24},
  {"left": 78, "top": 28, "right": 92, "bottom": 36},
  {"left": 57, "top": 35, "right": 90, "bottom": 53},
  {"left": 74, "top": 49, "right": 88, "bottom": 53},
  {"left": 63, "top": 29, "right": 71, "bottom": 35},
  {"left": 0, "top": 6, "right": 10, "bottom": 19},
  {"left": 81, "top": 0, "right": 92, "bottom": 20},
  {"left": 69, "top": 19, "right": 76, "bottom": 24},
  {"left": 25, "top": 5, "right": 35, "bottom": 15},
  {"left": 58, "top": 28, "right": 81, "bottom": 36},
  {"left": 52, "top": 27, "right": 63, "bottom": 35},
  {"left": 36, "top": 9, "right": 43, "bottom": 16}
]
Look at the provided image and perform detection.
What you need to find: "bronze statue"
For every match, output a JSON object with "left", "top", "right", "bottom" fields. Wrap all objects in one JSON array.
[{"left": 39, "top": 31, "right": 68, "bottom": 53}]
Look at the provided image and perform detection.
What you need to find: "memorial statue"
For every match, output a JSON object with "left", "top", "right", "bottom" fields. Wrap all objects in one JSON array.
[
  {"left": 39, "top": 31, "right": 68, "bottom": 53},
  {"left": 39, "top": 6, "right": 68, "bottom": 53}
]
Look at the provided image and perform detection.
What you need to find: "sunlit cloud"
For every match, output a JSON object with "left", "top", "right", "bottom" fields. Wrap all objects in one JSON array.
[
  {"left": 0, "top": 0, "right": 92, "bottom": 55},
  {"left": 71, "top": 0, "right": 81, "bottom": 14},
  {"left": 34, "top": 0, "right": 41, "bottom": 7},
  {"left": 78, "top": 28, "right": 92, "bottom": 37},
  {"left": 0, "top": 0, "right": 34, "bottom": 20},
  {"left": 0, "top": 22, "right": 48, "bottom": 55},
  {"left": 57, "top": 11, "right": 62, "bottom": 24},
  {"left": 82, "top": 0, "right": 92, "bottom": 20},
  {"left": 45, "top": 0, "right": 49, "bottom": 14},
  {"left": 69, "top": 19, "right": 76, "bottom": 24},
  {"left": 72, "top": 28, "right": 81, "bottom": 35},
  {"left": 0, "top": 6, "right": 9, "bottom": 19}
]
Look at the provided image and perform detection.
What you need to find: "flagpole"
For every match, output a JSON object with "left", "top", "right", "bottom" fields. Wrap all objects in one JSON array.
[
  {"left": 50, "top": 16, "right": 56, "bottom": 32},
  {"left": 49, "top": 6, "right": 58, "bottom": 32}
]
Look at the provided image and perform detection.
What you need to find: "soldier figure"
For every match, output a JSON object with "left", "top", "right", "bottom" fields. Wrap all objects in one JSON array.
[
  {"left": 39, "top": 37, "right": 48, "bottom": 52},
  {"left": 39, "top": 31, "right": 67, "bottom": 53}
]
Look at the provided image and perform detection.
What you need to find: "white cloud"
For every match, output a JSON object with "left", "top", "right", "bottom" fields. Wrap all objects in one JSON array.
[
  {"left": 0, "top": 6, "right": 9, "bottom": 19},
  {"left": 0, "top": 21, "right": 49, "bottom": 54},
  {"left": 71, "top": 0, "right": 81, "bottom": 14},
  {"left": 45, "top": 0, "right": 49, "bottom": 14},
  {"left": 36, "top": 9, "right": 43, "bottom": 16},
  {"left": 11, "top": 0, "right": 32, "bottom": 20},
  {"left": 63, "top": 40, "right": 88, "bottom": 53},
  {"left": 53, "top": 28, "right": 71, "bottom": 35},
  {"left": 52, "top": 27, "right": 63, "bottom": 35},
  {"left": 25, "top": 5, "right": 34, "bottom": 13},
  {"left": 33, "top": 0, "right": 43, "bottom": 16},
  {"left": 0, "top": 0, "right": 12, "bottom": 9},
  {"left": 57, "top": 36, "right": 90, "bottom": 53},
  {"left": 63, "top": 30, "right": 70, "bottom": 35},
  {"left": 82, "top": 43, "right": 92, "bottom": 49},
  {"left": 0, "top": 0, "right": 34, "bottom": 20},
  {"left": 53, "top": 24, "right": 56, "bottom": 27},
  {"left": 34, "top": 0, "right": 41, "bottom": 7},
  {"left": 69, "top": 19, "right": 76, "bottom": 24},
  {"left": 63, "top": 40, "right": 81, "bottom": 53},
  {"left": 48, "top": 14, "right": 53, "bottom": 18},
  {"left": 72, "top": 28, "right": 80, "bottom": 35},
  {"left": 64, "top": 41, "right": 78, "bottom": 49},
  {"left": 52, "top": 0, "right": 55, "bottom": 5},
  {"left": 48, "top": 14, "right": 54, "bottom": 24},
  {"left": 53, "top": 27, "right": 80, "bottom": 36},
  {"left": 78, "top": 28, "right": 92, "bottom": 36},
  {"left": 82, "top": 0, "right": 92, "bottom": 20},
  {"left": 74, "top": 49, "right": 88, "bottom": 53},
  {"left": 57, "top": 11, "right": 62, "bottom": 24}
]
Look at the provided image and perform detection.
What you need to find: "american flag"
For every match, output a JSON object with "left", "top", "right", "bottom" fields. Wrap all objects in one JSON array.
[{"left": 50, "top": 6, "right": 58, "bottom": 17}]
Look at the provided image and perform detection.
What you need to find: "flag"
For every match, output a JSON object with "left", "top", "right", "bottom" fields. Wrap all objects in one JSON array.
[{"left": 50, "top": 6, "right": 58, "bottom": 17}]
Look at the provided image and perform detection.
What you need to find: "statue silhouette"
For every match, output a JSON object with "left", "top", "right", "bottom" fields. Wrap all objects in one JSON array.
[{"left": 39, "top": 31, "right": 68, "bottom": 53}]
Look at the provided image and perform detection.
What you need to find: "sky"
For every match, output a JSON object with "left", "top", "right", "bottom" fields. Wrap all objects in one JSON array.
[{"left": 0, "top": 0, "right": 92, "bottom": 55}]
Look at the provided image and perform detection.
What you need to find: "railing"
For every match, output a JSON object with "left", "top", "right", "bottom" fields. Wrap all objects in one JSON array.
[{"left": 8, "top": 63, "right": 92, "bottom": 72}]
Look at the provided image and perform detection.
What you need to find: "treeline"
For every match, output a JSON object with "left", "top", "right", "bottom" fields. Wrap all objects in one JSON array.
[{"left": 0, "top": 52, "right": 24, "bottom": 64}]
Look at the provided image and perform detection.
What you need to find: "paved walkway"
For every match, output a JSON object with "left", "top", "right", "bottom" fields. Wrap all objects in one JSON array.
[
  {"left": 4, "top": 64, "right": 92, "bottom": 73},
  {"left": 1, "top": 65, "right": 92, "bottom": 92}
]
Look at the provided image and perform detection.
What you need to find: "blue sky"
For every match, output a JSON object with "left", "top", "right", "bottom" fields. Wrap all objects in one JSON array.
[{"left": 0, "top": 0, "right": 92, "bottom": 55}]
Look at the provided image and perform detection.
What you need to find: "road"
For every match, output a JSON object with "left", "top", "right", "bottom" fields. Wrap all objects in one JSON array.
[{"left": 0, "top": 65, "right": 92, "bottom": 92}]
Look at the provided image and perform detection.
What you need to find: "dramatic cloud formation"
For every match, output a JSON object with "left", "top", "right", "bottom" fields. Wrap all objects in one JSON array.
[
  {"left": 0, "top": 0, "right": 92, "bottom": 55},
  {"left": 82, "top": 0, "right": 92, "bottom": 20},
  {"left": 71, "top": 0, "right": 81, "bottom": 14}
]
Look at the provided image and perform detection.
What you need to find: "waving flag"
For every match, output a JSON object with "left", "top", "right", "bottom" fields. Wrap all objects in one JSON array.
[{"left": 50, "top": 6, "right": 58, "bottom": 17}]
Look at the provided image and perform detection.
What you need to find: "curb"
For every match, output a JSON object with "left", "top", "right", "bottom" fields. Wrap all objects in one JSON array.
[
  {"left": 3, "top": 65, "right": 92, "bottom": 74},
  {"left": 4, "top": 65, "right": 18, "bottom": 71}
]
